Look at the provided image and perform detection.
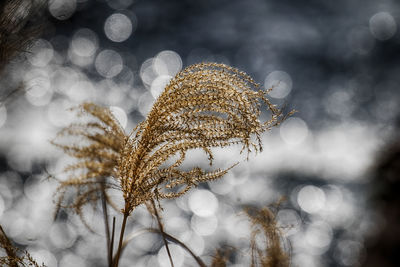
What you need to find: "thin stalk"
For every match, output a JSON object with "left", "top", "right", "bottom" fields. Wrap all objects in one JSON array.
[
  {"left": 119, "top": 228, "right": 207, "bottom": 267},
  {"left": 113, "top": 211, "right": 129, "bottom": 267},
  {"left": 110, "top": 217, "right": 116, "bottom": 267},
  {"left": 101, "top": 181, "right": 111, "bottom": 267},
  {"left": 151, "top": 199, "right": 174, "bottom": 267},
  {"left": 148, "top": 229, "right": 207, "bottom": 267}
]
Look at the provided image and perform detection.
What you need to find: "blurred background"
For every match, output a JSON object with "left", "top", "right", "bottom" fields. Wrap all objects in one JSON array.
[{"left": 0, "top": 0, "right": 400, "bottom": 266}]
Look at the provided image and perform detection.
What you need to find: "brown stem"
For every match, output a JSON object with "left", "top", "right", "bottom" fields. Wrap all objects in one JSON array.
[
  {"left": 151, "top": 199, "right": 174, "bottom": 267},
  {"left": 119, "top": 227, "right": 207, "bottom": 267},
  {"left": 101, "top": 181, "right": 111, "bottom": 267},
  {"left": 113, "top": 211, "right": 129, "bottom": 267},
  {"left": 110, "top": 217, "right": 116, "bottom": 267},
  {"left": 148, "top": 229, "right": 207, "bottom": 267}
]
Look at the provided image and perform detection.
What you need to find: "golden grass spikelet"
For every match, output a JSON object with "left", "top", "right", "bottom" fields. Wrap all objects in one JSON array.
[
  {"left": 245, "top": 204, "right": 290, "bottom": 267},
  {"left": 53, "top": 63, "right": 291, "bottom": 219}
]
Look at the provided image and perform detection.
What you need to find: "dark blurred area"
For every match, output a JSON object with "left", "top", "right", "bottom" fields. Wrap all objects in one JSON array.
[
  {"left": 0, "top": 0, "right": 400, "bottom": 266},
  {"left": 362, "top": 130, "right": 400, "bottom": 267}
]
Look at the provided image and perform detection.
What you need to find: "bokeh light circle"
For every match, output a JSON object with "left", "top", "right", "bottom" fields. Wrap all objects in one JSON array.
[
  {"left": 140, "top": 58, "right": 158, "bottom": 86},
  {"left": 49, "top": 0, "right": 77, "bottom": 20},
  {"left": 154, "top": 50, "right": 183, "bottom": 76},
  {"left": 104, "top": 13, "right": 133, "bottom": 42},
  {"left": 280, "top": 117, "right": 309, "bottom": 145},
  {"left": 188, "top": 189, "right": 218, "bottom": 217},
  {"left": 71, "top": 28, "right": 99, "bottom": 57},
  {"left": 26, "top": 39, "right": 54, "bottom": 67},
  {"left": 369, "top": 12, "right": 397, "bottom": 41},
  {"left": 95, "top": 49, "right": 123, "bottom": 78},
  {"left": 264, "top": 70, "right": 292, "bottom": 98},
  {"left": 297, "top": 185, "right": 326, "bottom": 214}
]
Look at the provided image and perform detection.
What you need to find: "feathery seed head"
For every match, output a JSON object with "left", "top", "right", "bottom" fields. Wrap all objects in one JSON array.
[{"left": 52, "top": 63, "right": 292, "bottom": 219}]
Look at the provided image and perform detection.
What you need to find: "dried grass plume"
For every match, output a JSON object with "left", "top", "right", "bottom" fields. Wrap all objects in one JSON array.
[{"left": 52, "top": 62, "right": 293, "bottom": 219}]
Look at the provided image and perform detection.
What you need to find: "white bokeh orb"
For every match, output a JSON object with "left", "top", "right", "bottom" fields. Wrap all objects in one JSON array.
[
  {"left": 264, "top": 70, "right": 293, "bottom": 99},
  {"left": 369, "top": 12, "right": 397, "bottom": 41},
  {"left": 95, "top": 49, "right": 123, "bottom": 78},
  {"left": 71, "top": 28, "right": 99, "bottom": 57},
  {"left": 26, "top": 39, "right": 54, "bottom": 67},
  {"left": 104, "top": 13, "right": 133, "bottom": 42},
  {"left": 280, "top": 117, "right": 309, "bottom": 145},
  {"left": 154, "top": 50, "right": 183, "bottom": 76},
  {"left": 297, "top": 185, "right": 326, "bottom": 214},
  {"left": 49, "top": 0, "right": 76, "bottom": 20},
  {"left": 188, "top": 189, "right": 218, "bottom": 217}
]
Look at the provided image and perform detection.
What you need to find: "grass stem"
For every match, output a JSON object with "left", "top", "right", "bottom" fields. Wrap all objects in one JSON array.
[
  {"left": 113, "top": 212, "right": 128, "bottom": 267},
  {"left": 101, "top": 181, "right": 111, "bottom": 267}
]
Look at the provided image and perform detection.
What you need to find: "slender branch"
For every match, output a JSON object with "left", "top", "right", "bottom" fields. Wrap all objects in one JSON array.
[
  {"left": 150, "top": 199, "right": 174, "bottom": 267},
  {"left": 110, "top": 217, "right": 116, "bottom": 267},
  {"left": 148, "top": 228, "right": 207, "bottom": 267},
  {"left": 100, "top": 180, "right": 111, "bottom": 267},
  {"left": 113, "top": 211, "right": 129, "bottom": 267},
  {"left": 120, "top": 227, "right": 207, "bottom": 267}
]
